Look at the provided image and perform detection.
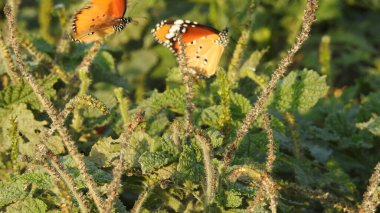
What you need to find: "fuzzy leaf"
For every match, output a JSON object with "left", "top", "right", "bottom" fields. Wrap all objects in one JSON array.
[
  {"left": 230, "top": 92, "right": 251, "bottom": 119},
  {"left": 139, "top": 151, "right": 174, "bottom": 173},
  {"left": 207, "top": 129, "right": 224, "bottom": 148},
  {"left": 0, "top": 75, "right": 58, "bottom": 111},
  {"left": 270, "top": 69, "right": 329, "bottom": 114},
  {"left": 177, "top": 143, "right": 203, "bottom": 182},
  {"left": 138, "top": 88, "right": 185, "bottom": 117},
  {"left": 0, "top": 171, "right": 53, "bottom": 208},
  {"left": 89, "top": 137, "right": 121, "bottom": 168},
  {"left": 0, "top": 180, "right": 29, "bottom": 208},
  {"left": 224, "top": 191, "right": 243, "bottom": 208},
  {"left": 356, "top": 114, "right": 380, "bottom": 136},
  {"left": 124, "top": 131, "right": 156, "bottom": 169},
  {"left": 5, "top": 197, "right": 47, "bottom": 213},
  {"left": 200, "top": 105, "right": 223, "bottom": 128},
  {"left": 0, "top": 103, "right": 65, "bottom": 156},
  {"left": 61, "top": 156, "right": 112, "bottom": 188}
]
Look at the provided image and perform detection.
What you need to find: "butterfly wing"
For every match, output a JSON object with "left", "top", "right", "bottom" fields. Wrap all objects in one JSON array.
[
  {"left": 179, "top": 26, "right": 228, "bottom": 77},
  {"left": 184, "top": 34, "right": 226, "bottom": 77},
  {"left": 71, "top": 0, "right": 127, "bottom": 43},
  {"left": 151, "top": 20, "right": 229, "bottom": 78}
]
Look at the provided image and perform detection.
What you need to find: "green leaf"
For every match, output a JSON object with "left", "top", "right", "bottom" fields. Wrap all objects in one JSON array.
[
  {"left": 5, "top": 197, "right": 47, "bottom": 213},
  {"left": 147, "top": 112, "right": 170, "bottom": 135},
  {"left": 200, "top": 105, "right": 223, "bottom": 128},
  {"left": 240, "top": 48, "right": 269, "bottom": 82},
  {"left": 224, "top": 191, "right": 243, "bottom": 208},
  {"left": 0, "top": 103, "right": 65, "bottom": 156},
  {"left": 0, "top": 180, "right": 29, "bottom": 208},
  {"left": 270, "top": 69, "right": 329, "bottom": 114},
  {"left": 230, "top": 92, "right": 251, "bottom": 119},
  {"left": 139, "top": 151, "right": 174, "bottom": 174},
  {"left": 89, "top": 137, "right": 121, "bottom": 168},
  {"left": 356, "top": 114, "right": 380, "bottom": 136},
  {"left": 0, "top": 171, "right": 53, "bottom": 208},
  {"left": 124, "top": 131, "right": 156, "bottom": 169},
  {"left": 177, "top": 143, "right": 203, "bottom": 182},
  {"left": 61, "top": 156, "right": 112, "bottom": 188},
  {"left": 0, "top": 75, "right": 58, "bottom": 111},
  {"left": 138, "top": 88, "right": 185, "bottom": 117}
]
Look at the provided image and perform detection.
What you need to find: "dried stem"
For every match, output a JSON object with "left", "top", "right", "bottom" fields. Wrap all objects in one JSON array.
[
  {"left": 223, "top": 0, "right": 319, "bottom": 167},
  {"left": 4, "top": 5, "right": 105, "bottom": 212},
  {"left": 60, "top": 95, "right": 109, "bottom": 120},
  {"left": 130, "top": 187, "right": 151, "bottom": 213},
  {"left": 263, "top": 113, "right": 276, "bottom": 174},
  {"left": 20, "top": 37, "right": 70, "bottom": 83},
  {"left": 9, "top": 117, "right": 20, "bottom": 172},
  {"left": 104, "top": 110, "right": 145, "bottom": 213},
  {"left": 360, "top": 162, "right": 380, "bottom": 213},
  {"left": 176, "top": 36, "right": 217, "bottom": 208},
  {"left": 40, "top": 162, "right": 72, "bottom": 213},
  {"left": 38, "top": 144, "right": 89, "bottom": 213},
  {"left": 176, "top": 36, "right": 195, "bottom": 134},
  {"left": 75, "top": 41, "right": 102, "bottom": 74},
  {"left": 262, "top": 113, "right": 278, "bottom": 212},
  {"left": 0, "top": 33, "right": 20, "bottom": 83},
  {"left": 283, "top": 182, "right": 357, "bottom": 213}
]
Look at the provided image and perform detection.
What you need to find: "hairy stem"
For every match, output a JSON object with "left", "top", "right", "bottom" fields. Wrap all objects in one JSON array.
[
  {"left": 4, "top": 5, "right": 105, "bottom": 212},
  {"left": 104, "top": 111, "right": 145, "bottom": 213},
  {"left": 360, "top": 162, "right": 380, "bottom": 213},
  {"left": 38, "top": 144, "right": 89, "bottom": 213},
  {"left": 176, "top": 36, "right": 216, "bottom": 209},
  {"left": 223, "top": 0, "right": 319, "bottom": 167},
  {"left": 131, "top": 188, "right": 151, "bottom": 213}
]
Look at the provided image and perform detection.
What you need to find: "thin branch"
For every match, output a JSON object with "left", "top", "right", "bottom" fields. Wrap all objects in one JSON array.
[
  {"left": 263, "top": 113, "right": 278, "bottom": 212},
  {"left": 75, "top": 41, "right": 102, "bottom": 74},
  {"left": 263, "top": 113, "right": 276, "bottom": 174},
  {"left": 104, "top": 111, "right": 145, "bottom": 213},
  {"left": 4, "top": 5, "right": 105, "bottom": 212},
  {"left": 228, "top": 166, "right": 355, "bottom": 213},
  {"left": 223, "top": 0, "right": 319, "bottom": 167},
  {"left": 20, "top": 37, "right": 70, "bottom": 83},
  {"left": 176, "top": 35, "right": 195, "bottom": 135},
  {"left": 176, "top": 35, "right": 217, "bottom": 208},
  {"left": 37, "top": 144, "right": 89, "bottom": 213},
  {"left": 0, "top": 33, "right": 20, "bottom": 83},
  {"left": 130, "top": 187, "right": 152, "bottom": 213},
  {"left": 283, "top": 182, "right": 357, "bottom": 213},
  {"left": 60, "top": 95, "right": 109, "bottom": 120}
]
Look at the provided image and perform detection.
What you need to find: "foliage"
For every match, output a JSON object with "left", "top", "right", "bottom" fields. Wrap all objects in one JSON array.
[{"left": 0, "top": 0, "right": 379, "bottom": 212}]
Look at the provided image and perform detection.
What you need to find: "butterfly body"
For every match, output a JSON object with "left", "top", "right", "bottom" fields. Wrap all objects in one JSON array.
[
  {"left": 71, "top": 0, "right": 131, "bottom": 43},
  {"left": 152, "top": 19, "right": 229, "bottom": 78}
]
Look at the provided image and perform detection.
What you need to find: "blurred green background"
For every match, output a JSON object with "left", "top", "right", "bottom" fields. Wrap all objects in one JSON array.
[{"left": 1, "top": 0, "right": 379, "bottom": 101}]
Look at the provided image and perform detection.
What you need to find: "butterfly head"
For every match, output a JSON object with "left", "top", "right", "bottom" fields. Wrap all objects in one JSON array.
[
  {"left": 121, "top": 17, "right": 132, "bottom": 24},
  {"left": 113, "top": 17, "right": 133, "bottom": 32},
  {"left": 218, "top": 28, "right": 229, "bottom": 47}
]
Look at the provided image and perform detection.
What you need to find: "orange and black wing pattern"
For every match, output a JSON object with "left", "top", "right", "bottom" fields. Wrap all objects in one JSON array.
[
  {"left": 151, "top": 19, "right": 229, "bottom": 77},
  {"left": 71, "top": 0, "right": 130, "bottom": 43}
]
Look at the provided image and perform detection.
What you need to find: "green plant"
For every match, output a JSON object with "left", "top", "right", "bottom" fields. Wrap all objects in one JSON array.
[{"left": 0, "top": 0, "right": 379, "bottom": 212}]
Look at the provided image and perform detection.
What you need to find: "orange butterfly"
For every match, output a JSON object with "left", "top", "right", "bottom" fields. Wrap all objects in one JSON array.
[
  {"left": 71, "top": 0, "right": 131, "bottom": 43},
  {"left": 151, "top": 19, "right": 229, "bottom": 78}
]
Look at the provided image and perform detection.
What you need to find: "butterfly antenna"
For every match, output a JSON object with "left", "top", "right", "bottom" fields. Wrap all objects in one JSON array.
[{"left": 127, "top": 0, "right": 142, "bottom": 17}]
